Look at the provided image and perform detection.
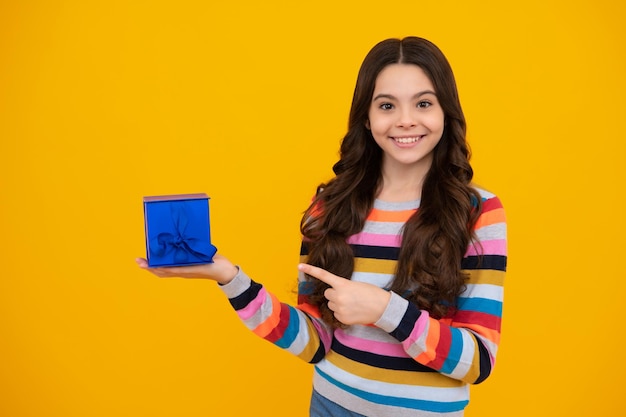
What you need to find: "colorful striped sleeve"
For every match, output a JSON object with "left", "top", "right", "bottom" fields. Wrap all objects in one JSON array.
[
  {"left": 374, "top": 192, "right": 507, "bottom": 384},
  {"left": 219, "top": 266, "right": 334, "bottom": 364}
]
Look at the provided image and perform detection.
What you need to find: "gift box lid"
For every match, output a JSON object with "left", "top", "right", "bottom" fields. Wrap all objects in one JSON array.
[{"left": 143, "top": 193, "right": 209, "bottom": 203}]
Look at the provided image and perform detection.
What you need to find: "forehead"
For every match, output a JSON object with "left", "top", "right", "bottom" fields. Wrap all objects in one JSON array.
[{"left": 373, "top": 63, "right": 435, "bottom": 93}]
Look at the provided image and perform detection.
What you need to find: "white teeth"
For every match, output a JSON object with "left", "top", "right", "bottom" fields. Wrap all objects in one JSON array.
[{"left": 394, "top": 137, "right": 420, "bottom": 144}]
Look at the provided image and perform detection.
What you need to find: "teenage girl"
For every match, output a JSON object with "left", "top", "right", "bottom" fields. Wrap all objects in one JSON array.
[{"left": 137, "top": 36, "right": 507, "bottom": 417}]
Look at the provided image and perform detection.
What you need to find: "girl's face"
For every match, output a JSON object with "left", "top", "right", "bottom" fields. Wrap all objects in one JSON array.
[{"left": 367, "top": 63, "right": 444, "bottom": 174}]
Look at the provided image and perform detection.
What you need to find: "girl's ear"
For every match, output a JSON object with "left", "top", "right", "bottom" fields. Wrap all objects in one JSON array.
[{"left": 365, "top": 119, "right": 370, "bottom": 130}]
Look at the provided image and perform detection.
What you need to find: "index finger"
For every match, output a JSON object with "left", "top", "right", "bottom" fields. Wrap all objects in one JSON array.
[{"left": 298, "top": 263, "right": 346, "bottom": 288}]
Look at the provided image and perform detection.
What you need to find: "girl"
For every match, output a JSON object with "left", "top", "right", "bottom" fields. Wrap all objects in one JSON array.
[{"left": 137, "top": 36, "right": 507, "bottom": 417}]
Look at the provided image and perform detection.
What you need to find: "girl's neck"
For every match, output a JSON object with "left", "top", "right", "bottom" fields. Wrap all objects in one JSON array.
[
  {"left": 376, "top": 160, "right": 430, "bottom": 203},
  {"left": 377, "top": 180, "right": 422, "bottom": 202}
]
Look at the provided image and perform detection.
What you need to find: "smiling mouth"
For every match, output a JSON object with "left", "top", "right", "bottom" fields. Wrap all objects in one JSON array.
[{"left": 392, "top": 136, "right": 423, "bottom": 144}]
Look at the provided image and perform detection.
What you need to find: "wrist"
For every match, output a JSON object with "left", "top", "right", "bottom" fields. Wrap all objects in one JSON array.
[
  {"left": 374, "top": 291, "right": 409, "bottom": 332},
  {"left": 374, "top": 289, "right": 392, "bottom": 323},
  {"left": 217, "top": 267, "right": 253, "bottom": 299},
  {"left": 217, "top": 264, "right": 239, "bottom": 285}
]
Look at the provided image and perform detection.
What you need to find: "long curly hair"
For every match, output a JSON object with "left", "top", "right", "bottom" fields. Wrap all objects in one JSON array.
[{"left": 300, "top": 37, "right": 482, "bottom": 328}]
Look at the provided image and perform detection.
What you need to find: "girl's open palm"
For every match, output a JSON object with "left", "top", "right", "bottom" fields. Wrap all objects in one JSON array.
[{"left": 135, "top": 254, "right": 238, "bottom": 284}]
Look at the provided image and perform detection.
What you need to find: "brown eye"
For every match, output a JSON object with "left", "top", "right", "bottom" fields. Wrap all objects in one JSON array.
[
  {"left": 379, "top": 103, "right": 394, "bottom": 110},
  {"left": 417, "top": 100, "right": 432, "bottom": 108}
]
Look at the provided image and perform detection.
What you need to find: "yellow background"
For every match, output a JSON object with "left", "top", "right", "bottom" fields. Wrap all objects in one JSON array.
[{"left": 1, "top": 1, "right": 624, "bottom": 416}]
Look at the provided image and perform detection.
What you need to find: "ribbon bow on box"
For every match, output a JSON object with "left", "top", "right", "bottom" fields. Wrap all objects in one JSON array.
[
  {"left": 149, "top": 201, "right": 216, "bottom": 264},
  {"left": 146, "top": 198, "right": 216, "bottom": 266}
]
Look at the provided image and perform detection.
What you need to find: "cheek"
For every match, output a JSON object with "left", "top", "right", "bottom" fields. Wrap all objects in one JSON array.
[
  {"left": 368, "top": 124, "right": 388, "bottom": 146},
  {"left": 424, "top": 113, "right": 445, "bottom": 133},
  {"left": 368, "top": 117, "right": 388, "bottom": 135},
  {"left": 369, "top": 125, "right": 389, "bottom": 143}
]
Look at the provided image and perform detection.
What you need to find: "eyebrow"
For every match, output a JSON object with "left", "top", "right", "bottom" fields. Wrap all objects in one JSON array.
[{"left": 372, "top": 90, "right": 437, "bottom": 101}]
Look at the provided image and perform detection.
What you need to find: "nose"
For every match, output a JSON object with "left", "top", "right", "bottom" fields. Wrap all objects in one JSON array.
[{"left": 396, "top": 107, "right": 417, "bottom": 128}]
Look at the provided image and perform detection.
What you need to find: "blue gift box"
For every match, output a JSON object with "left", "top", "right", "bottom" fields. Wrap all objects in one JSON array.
[{"left": 143, "top": 193, "right": 217, "bottom": 267}]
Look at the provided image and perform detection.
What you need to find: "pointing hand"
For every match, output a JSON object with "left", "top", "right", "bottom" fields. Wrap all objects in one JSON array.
[{"left": 298, "top": 263, "right": 391, "bottom": 326}]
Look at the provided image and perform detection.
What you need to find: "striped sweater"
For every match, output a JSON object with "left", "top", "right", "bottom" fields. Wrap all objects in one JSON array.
[{"left": 220, "top": 189, "right": 507, "bottom": 416}]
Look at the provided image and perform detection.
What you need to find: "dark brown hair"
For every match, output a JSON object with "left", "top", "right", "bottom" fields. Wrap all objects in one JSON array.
[{"left": 301, "top": 37, "right": 482, "bottom": 327}]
